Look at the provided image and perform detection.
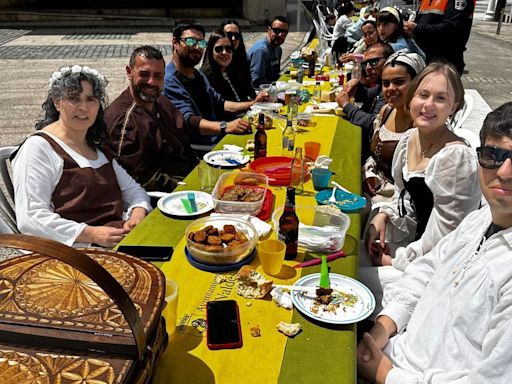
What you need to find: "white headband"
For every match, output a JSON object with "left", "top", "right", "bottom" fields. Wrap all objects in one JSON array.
[{"left": 48, "top": 65, "right": 107, "bottom": 90}]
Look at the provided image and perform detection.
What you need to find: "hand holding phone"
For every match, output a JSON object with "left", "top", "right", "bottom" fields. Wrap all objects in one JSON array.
[{"left": 206, "top": 300, "right": 243, "bottom": 350}]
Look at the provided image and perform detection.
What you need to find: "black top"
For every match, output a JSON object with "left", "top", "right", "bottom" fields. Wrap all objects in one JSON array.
[
  {"left": 400, "top": 177, "right": 434, "bottom": 240},
  {"left": 175, "top": 70, "right": 217, "bottom": 120}
]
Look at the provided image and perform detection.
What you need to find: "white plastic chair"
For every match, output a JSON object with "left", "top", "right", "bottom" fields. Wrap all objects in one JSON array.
[
  {"left": 451, "top": 93, "right": 474, "bottom": 131},
  {"left": 0, "top": 146, "right": 20, "bottom": 234}
]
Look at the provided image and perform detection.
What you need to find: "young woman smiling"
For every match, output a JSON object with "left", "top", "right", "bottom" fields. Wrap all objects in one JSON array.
[
  {"left": 363, "top": 51, "right": 426, "bottom": 202},
  {"left": 360, "top": 62, "right": 482, "bottom": 314}
]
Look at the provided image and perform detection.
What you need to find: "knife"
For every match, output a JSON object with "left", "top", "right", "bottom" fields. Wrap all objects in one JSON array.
[
  {"left": 293, "top": 251, "right": 345, "bottom": 268},
  {"left": 180, "top": 198, "right": 193, "bottom": 214},
  {"left": 187, "top": 192, "right": 198, "bottom": 212}
]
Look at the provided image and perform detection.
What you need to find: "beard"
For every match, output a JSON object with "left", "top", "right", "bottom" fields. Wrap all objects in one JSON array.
[
  {"left": 177, "top": 49, "right": 202, "bottom": 68},
  {"left": 131, "top": 81, "right": 160, "bottom": 103}
]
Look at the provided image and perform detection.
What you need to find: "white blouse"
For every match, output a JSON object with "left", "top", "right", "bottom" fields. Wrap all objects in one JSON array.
[
  {"left": 12, "top": 132, "right": 151, "bottom": 246},
  {"left": 379, "top": 129, "right": 482, "bottom": 271},
  {"left": 380, "top": 206, "right": 512, "bottom": 383}
]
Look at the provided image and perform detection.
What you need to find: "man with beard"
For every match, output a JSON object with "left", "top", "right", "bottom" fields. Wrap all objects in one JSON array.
[
  {"left": 247, "top": 16, "right": 289, "bottom": 88},
  {"left": 104, "top": 45, "right": 198, "bottom": 192},
  {"left": 164, "top": 23, "right": 265, "bottom": 153},
  {"left": 336, "top": 42, "right": 393, "bottom": 160}
]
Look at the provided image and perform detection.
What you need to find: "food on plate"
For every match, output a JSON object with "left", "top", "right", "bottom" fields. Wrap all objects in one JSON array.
[
  {"left": 250, "top": 325, "right": 261, "bottom": 337},
  {"left": 307, "top": 287, "right": 359, "bottom": 316},
  {"left": 276, "top": 321, "right": 302, "bottom": 337},
  {"left": 220, "top": 185, "right": 265, "bottom": 202},
  {"left": 236, "top": 265, "right": 273, "bottom": 299},
  {"left": 315, "top": 287, "right": 333, "bottom": 305},
  {"left": 188, "top": 224, "right": 248, "bottom": 249}
]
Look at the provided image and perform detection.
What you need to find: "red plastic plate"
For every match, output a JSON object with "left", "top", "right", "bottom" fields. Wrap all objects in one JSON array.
[{"left": 249, "top": 156, "right": 293, "bottom": 186}]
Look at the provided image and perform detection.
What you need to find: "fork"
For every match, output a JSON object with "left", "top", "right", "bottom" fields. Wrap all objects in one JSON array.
[{"left": 328, "top": 186, "right": 337, "bottom": 203}]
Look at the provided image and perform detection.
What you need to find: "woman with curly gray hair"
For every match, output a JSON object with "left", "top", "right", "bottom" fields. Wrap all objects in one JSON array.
[{"left": 13, "top": 65, "right": 151, "bottom": 247}]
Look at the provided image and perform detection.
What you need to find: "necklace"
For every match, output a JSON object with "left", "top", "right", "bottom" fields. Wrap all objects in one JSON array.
[{"left": 419, "top": 128, "right": 445, "bottom": 157}]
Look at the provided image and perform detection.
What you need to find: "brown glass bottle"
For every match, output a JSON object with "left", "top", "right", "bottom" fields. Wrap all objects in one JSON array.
[
  {"left": 254, "top": 113, "right": 267, "bottom": 159},
  {"left": 278, "top": 187, "right": 299, "bottom": 260}
]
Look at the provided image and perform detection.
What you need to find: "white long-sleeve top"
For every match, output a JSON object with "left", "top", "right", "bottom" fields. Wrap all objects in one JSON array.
[
  {"left": 12, "top": 132, "right": 151, "bottom": 246},
  {"left": 332, "top": 14, "right": 353, "bottom": 40},
  {"left": 379, "top": 129, "right": 481, "bottom": 271},
  {"left": 380, "top": 205, "right": 512, "bottom": 383}
]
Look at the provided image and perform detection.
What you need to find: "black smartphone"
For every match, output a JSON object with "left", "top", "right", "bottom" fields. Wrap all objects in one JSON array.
[
  {"left": 117, "top": 245, "right": 173, "bottom": 261},
  {"left": 206, "top": 300, "right": 243, "bottom": 350}
]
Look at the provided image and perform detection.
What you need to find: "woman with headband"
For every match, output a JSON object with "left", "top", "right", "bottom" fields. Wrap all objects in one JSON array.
[
  {"left": 363, "top": 51, "right": 426, "bottom": 203},
  {"left": 12, "top": 65, "right": 151, "bottom": 247}
]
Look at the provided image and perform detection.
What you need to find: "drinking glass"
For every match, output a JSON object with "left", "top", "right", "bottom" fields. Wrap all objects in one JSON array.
[
  {"left": 164, "top": 279, "right": 179, "bottom": 337},
  {"left": 258, "top": 239, "right": 286, "bottom": 276}
]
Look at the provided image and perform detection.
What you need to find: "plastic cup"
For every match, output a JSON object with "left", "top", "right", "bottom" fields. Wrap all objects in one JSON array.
[
  {"left": 304, "top": 141, "right": 321, "bottom": 161},
  {"left": 312, "top": 168, "right": 332, "bottom": 191},
  {"left": 163, "top": 279, "right": 179, "bottom": 337},
  {"left": 198, "top": 162, "right": 220, "bottom": 193},
  {"left": 258, "top": 239, "right": 286, "bottom": 276}
]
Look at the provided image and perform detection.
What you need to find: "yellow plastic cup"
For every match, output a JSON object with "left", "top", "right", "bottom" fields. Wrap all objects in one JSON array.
[
  {"left": 258, "top": 239, "right": 286, "bottom": 276},
  {"left": 163, "top": 279, "right": 179, "bottom": 337}
]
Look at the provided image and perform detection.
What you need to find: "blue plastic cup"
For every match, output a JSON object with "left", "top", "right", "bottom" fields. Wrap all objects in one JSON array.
[{"left": 312, "top": 168, "right": 332, "bottom": 191}]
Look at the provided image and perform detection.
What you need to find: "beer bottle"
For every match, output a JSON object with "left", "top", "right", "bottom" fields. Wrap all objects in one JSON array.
[
  {"left": 278, "top": 187, "right": 299, "bottom": 260},
  {"left": 254, "top": 113, "right": 267, "bottom": 159}
]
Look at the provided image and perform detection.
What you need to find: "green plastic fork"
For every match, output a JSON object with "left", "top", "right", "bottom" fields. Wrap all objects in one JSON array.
[{"left": 319, "top": 255, "right": 330, "bottom": 289}]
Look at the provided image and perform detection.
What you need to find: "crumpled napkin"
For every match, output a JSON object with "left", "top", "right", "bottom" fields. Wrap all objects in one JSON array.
[
  {"left": 271, "top": 287, "right": 293, "bottom": 310},
  {"left": 210, "top": 213, "right": 272, "bottom": 239},
  {"left": 223, "top": 144, "right": 244, "bottom": 152},
  {"left": 314, "top": 155, "right": 333, "bottom": 169},
  {"left": 298, "top": 223, "right": 344, "bottom": 253}
]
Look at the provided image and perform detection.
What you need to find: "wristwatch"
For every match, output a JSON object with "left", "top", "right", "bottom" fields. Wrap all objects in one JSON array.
[{"left": 220, "top": 121, "right": 227, "bottom": 135}]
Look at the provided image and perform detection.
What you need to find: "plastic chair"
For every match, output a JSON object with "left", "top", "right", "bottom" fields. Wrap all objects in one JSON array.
[
  {"left": 0, "top": 146, "right": 20, "bottom": 234},
  {"left": 451, "top": 93, "right": 474, "bottom": 131}
]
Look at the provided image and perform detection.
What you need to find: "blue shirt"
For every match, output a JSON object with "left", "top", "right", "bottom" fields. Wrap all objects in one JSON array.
[{"left": 247, "top": 38, "right": 282, "bottom": 88}]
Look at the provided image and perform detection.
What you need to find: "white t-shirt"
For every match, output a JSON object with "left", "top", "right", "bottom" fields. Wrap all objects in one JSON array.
[{"left": 12, "top": 132, "right": 151, "bottom": 246}]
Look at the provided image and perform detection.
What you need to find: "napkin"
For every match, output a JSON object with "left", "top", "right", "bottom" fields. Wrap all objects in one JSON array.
[
  {"left": 271, "top": 288, "right": 293, "bottom": 310},
  {"left": 314, "top": 155, "right": 333, "bottom": 169},
  {"left": 223, "top": 144, "right": 244, "bottom": 152},
  {"left": 210, "top": 213, "right": 272, "bottom": 238}
]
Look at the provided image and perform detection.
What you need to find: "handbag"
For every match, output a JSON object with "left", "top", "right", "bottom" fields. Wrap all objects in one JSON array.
[{"left": 0, "top": 234, "right": 168, "bottom": 384}]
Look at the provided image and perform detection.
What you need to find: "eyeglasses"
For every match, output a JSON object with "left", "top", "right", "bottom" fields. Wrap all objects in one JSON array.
[
  {"left": 180, "top": 37, "right": 207, "bottom": 49},
  {"left": 361, "top": 57, "right": 386, "bottom": 68},
  {"left": 270, "top": 27, "right": 288, "bottom": 36},
  {"left": 214, "top": 45, "right": 234, "bottom": 54},
  {"left": 226, "top": 31, "right": 242, "bottom": 41},
  {"left": 476, "top": 146, "right": 512, "bottom": 169}
]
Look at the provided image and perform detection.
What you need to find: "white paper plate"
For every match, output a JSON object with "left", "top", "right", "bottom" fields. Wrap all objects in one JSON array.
[
  {"left": 203, "top": 150, "right": 250, "bottom": 167},
  {"left": 250, "top": 102, "right": 283, "bottom": 111},
  {"left": 291, "top": 273, "right": 375, "bottom": 324},
  {"left": 157, "top": 191, "right": 214, "bottom": 217}
]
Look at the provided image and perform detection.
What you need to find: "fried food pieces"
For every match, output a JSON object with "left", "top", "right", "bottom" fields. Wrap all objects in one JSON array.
[{"left": 189, "top": 224, "right": 249, "bottom": 250}]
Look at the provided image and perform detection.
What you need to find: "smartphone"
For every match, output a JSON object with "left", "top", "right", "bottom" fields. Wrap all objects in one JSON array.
[
  {"left": 117, "top": 245, "right": 173, "bottom": 261},
  {"left": 206, "top": 300, "right": 243, "bottom": 350}
]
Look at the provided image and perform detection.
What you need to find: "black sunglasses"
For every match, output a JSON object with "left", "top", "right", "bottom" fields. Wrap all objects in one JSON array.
[
  {"left": 226, "top": 31, "right": 242, "bottom": 41},
  {"left": 214, "top": 45, "right": 233, "bottom": 54},
  {"left": 270, "top": 27, "right": 288, "bottom": 36},
  {"left": 477, "top": 146, "right": 512, "bottom": 169},
  {"left": 362, "top": 57, "right": 386, "bottom": 68}
]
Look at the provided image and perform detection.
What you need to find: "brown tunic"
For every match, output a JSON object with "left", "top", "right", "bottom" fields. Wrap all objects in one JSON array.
[{"left": 35, "top": 132, "right": 124, "bottom": 228}]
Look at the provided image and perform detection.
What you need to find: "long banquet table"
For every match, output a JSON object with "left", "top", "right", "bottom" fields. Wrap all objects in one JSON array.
[{"left": 118, "top": 111, "right": 362, "bottom": 384}]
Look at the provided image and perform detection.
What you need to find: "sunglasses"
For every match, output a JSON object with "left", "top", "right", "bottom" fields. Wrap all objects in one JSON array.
[
  {"left": 180, "top": 37, "right": 207, "bottom": 49},
  {"left": 362, "top": 57, "right": 386, "bottom": 68},
  {"left": 477, "top": 146, "right": 512, "bottom": 169},
  {"left": 270, "top": 27, "right": 288, "bottom": 36},
  {"left": 214, "top": 45, "right": 233, "bottom": 54},
  {"left": 226, "top": 31, "right": 242, "bottom": 41}
]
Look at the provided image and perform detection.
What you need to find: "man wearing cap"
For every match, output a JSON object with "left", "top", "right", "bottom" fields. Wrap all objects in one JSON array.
[
  {"left": 404, "top": 0, "right": 474, "bottom": 73},
  {"left": 247, "top": 16, "right": 289, "bottom": 88}
]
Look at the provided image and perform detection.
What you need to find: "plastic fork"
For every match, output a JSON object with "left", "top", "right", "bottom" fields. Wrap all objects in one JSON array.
[{"left": 328, "top": 186, "right": 337, "bottom": 203}]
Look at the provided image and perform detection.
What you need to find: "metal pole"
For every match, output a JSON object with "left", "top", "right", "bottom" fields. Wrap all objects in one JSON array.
[
  {"left": 297, "top": 0, "right": 302, "bottom": 32},
  {"left": 496, "top": 8, "right": 504, "bottom": 35}
]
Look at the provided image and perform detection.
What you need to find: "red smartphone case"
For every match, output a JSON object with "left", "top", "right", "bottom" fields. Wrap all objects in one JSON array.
[{"left": 206, "top": 300, "right": 243, "bottom": 350}]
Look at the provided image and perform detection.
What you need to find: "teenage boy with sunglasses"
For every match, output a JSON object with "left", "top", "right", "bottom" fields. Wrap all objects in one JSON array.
[
  {"left": 247, "top": 16, "right": 289, "bottom": 88},
  {"left": 336, "top": 42, "right": 394, "bottom": 160},
  {"left": 357, "top": 102, "right": 512, "bottom": 383},
  {"left": 164, "top": 23, "right": 265, "bottom": 154}
]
